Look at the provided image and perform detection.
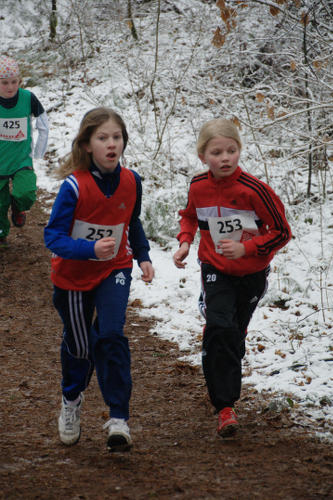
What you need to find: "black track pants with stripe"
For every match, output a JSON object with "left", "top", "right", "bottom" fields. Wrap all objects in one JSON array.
[{"left": 200, "top": 263, "right": 268, "bottom": 412}]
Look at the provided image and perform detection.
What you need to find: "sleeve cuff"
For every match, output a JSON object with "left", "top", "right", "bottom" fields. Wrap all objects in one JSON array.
[
  {"left": 136, "top": 250, "right": 151, "bottom": 265},
  {"left": 243, "top": 238, "right": 257, "bottom": 256}
]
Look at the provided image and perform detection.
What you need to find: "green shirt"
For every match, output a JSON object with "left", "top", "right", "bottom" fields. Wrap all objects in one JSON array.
[{"left": 0, "top": 88, "right": 33, "bottom": 176}]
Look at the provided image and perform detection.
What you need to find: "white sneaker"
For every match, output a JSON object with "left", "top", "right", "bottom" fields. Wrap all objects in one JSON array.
[
  {"left": 58, "top": 394, "right": 83, "bottom": 445},
  {"left": 103, "top": 418, "right": 132, "bottom": 452}
]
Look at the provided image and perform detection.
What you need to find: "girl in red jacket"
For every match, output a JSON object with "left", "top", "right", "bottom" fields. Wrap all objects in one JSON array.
[{"left": 173, "top": 119, "right": 291, "bottom": 438}]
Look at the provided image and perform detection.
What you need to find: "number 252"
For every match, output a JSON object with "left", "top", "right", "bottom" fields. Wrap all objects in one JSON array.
[{"left": 86, "top": 227, "right": 113, "bottom": 240}]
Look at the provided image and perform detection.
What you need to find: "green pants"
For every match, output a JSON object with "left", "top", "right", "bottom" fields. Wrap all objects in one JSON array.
[{"left": 0, "top": 167, "right": 37, "bottom": 238}]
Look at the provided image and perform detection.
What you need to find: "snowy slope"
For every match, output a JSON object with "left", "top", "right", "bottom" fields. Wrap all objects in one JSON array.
[{"left": 1, "top": 0, "right": 332, "bottom": 441}]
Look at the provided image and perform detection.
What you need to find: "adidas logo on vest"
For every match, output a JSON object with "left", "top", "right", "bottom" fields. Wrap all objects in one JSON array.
[{"left": 115, "top": 272, "right": 126, "bottom": 285}]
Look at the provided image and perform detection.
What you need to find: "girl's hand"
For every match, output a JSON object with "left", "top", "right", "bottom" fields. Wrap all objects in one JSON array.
[
  {"left": 173, "top": 242, "right": 190, "bottom": 268},
  {"left": 94, "top": 237, "right": 116, "bottom": 259},
  {"left": 219, "top": 239, "right": 245, "bottom": 259},
  {"left": 140, "top": 261, "right": 155, "bottom": 282}
]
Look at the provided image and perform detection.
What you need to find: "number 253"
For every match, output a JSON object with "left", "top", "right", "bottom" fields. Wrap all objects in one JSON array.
[{"left": 217, "top": 218, "right": 242, "bottom": 234}]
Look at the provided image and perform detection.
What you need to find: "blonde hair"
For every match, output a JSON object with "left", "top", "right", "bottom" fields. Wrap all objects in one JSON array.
[
  {"left": 197, "top": 119, "right": 242, "bottom": 156},
  {"left": 58, "top": 107, "right": 128, "bottom": 179}
]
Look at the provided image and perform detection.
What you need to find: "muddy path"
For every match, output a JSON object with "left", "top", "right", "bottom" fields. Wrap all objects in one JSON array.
[{"left": 0, "top": 193, "right": 332, "bottom": 499}]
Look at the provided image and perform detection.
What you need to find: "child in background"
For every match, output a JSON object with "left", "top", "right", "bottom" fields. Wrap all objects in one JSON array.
[
  {"left": 0, "top": 56, "right": 48, "bottom": 247},
  {"left": 44, "top": 107, "right": 154, "bottom": 452},
  {"left": 173, "top": 119, "right": 291, "bottom": 437}
]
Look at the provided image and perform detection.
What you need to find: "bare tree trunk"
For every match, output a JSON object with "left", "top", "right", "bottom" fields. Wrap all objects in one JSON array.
[
  {"left": 49, "top": 0, "right": 57, "bottom": 40},
  {"left": 303, "top": 13, "right": 313, "bottom": 197},
  {"left": 127, "top": 0, "right": 138, "bottom": 40}
]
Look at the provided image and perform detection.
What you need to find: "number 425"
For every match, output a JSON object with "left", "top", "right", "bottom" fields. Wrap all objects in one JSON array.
[{"left": 2, "top": 120, "right": 20, "bottom": 129}]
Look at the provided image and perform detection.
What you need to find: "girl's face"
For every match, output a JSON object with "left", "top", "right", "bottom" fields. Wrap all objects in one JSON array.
[
  {"left": 199, "top": 135, "right": 240, "bottom": 179},
  {"left": 84, "top": 118, "right": 124, "bottom": 173},
  {"left": 0, "top": 77, "right": 20, "bottom": 98}
]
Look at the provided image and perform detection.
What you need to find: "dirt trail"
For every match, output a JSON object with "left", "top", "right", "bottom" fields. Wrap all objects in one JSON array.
[{"left": 0, "top": 193, "right": 332, "bottom": 500}]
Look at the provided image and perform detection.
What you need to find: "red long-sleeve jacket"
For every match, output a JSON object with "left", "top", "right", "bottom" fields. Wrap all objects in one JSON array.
[{"left": 177, "top": 166, "right": 291, "bottom": 276}]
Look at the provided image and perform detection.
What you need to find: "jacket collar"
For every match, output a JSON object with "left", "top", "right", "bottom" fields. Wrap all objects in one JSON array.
[
  {"left": 90, "top": 161, "right": 121, "bottom": 179},
  {"left": 208, "top": 166, "right": 242, "bottom": 186}
]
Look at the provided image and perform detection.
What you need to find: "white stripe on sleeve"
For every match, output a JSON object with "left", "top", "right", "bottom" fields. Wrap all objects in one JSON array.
[{"left": 33, "top": 111, "right": 49, "bottom": 158}]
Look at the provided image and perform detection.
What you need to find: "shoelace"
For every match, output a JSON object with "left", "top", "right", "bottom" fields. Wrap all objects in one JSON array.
[
  {"left": 219, "top": 408, "right": 236, "bottom": 424},
  {"left": 63, "top": 405, "right": 78, "bottom": 428}
]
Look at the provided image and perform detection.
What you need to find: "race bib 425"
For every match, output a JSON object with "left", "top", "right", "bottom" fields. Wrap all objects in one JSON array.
[{"left": 0, "top": 117, "right": 28, "bottom": 141}]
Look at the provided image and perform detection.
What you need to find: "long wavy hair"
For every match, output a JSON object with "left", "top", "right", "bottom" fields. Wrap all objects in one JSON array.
[{"left": 58, "top": 107, "right": 128, "bottom": 179}]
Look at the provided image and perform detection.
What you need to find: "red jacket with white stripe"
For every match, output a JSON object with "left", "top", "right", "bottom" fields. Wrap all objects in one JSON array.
[{"left": 177, "top": 166, "right": 291, "bottom": 276}]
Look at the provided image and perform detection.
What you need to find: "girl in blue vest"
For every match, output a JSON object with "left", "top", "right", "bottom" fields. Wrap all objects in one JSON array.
[
  {"left": 0, "top": 56, "right": 48, "bottom": 247},
  {"left": 44, "top": 107, "right": 154, "bottom": 452}
]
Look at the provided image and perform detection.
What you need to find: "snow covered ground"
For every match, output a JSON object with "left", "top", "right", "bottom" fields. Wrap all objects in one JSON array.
[{"left": 1, "top": 0, "right": 332, "bottom": 441}]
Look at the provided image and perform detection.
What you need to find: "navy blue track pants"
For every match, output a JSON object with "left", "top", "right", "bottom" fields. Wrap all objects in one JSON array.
[{"left": 53, "top": 268, "right": 132, "bottom": 420}]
